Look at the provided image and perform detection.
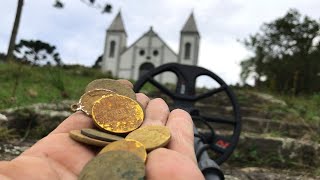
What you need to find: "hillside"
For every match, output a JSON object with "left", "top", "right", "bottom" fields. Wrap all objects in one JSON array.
[
  {"left": 0, "top": 63, "right": 111, "bottom": 110},
  {"left": 0, "top": 63, "right": 319, "bottom": 179}
]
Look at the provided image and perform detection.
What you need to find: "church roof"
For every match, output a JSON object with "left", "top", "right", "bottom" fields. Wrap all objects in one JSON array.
[
  {"left": 145, "top": 26, "right": 157, "bottom": 36},
  {"left": 181, "top": 13, "right": 199, "bottom": 35},
  {"left": 121, "top": 27, "right": 177, "bottom": 57},
  {"left": 107, "top": 11, "right": 126, "bottom": 34}
]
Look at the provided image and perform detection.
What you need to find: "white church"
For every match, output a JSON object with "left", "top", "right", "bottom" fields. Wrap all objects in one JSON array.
[{"left": 101, "top": 12, "right": 200, "bottom": 83}]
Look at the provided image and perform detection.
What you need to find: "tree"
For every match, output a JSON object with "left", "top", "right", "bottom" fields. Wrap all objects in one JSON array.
[
  {"left": 6, "top": 0, "right": 24, "bottom": 63},
  {"left": 241, "top": 9, "right": 320, "bottom": 94},
  {"left": 6, "top": 0, "right": 112, "bottom": 63},
  {"left": 92, "top": 55, "right": 103, "bottom": 68},
  {"left": 14, "top": 39, "right": 62, "bottom": 66}
]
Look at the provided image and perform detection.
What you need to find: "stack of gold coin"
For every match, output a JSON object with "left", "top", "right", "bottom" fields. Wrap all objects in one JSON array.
[{"left": 68, "top": 79, "right": 171, "bottom": 180}]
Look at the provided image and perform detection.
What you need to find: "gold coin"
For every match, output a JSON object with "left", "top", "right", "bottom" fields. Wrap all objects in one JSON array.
[
  {"left": 99, "top": 139, "right": 147, "bottom": 162},
  {"left": 126, "top": 125, "right": 171, "bottom": 151},
  {"left": 77, "top": 89, "right": 115, "bottom": 116},
  {"left": 81, "top": 128, "right": 124, "bottom": 142},
  {"left": 69, "top": 130, "right": 110, "bottom": 147},
  {"left": 85, "top": 79, "right": 136, "bottom": 100},
  {"left": 92, "top": 94, "right": 144, "bottom": 133},
  {"left": 79, "top": 151, "right": 145, "bottom": 180}
]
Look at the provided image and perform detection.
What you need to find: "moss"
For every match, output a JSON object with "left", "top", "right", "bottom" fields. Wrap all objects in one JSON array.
[{"left": 0, "top": 127, "right": 19, "bottom": 142}]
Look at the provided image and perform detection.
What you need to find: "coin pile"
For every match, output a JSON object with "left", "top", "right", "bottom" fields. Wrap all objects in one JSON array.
[{"left": 69, "top": 79, "right": 171, "bottom": 180}]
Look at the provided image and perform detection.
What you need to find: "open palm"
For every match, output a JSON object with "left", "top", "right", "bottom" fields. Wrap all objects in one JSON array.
[{"left": 0, "top": 80, "right": 204, "bottom": 180}]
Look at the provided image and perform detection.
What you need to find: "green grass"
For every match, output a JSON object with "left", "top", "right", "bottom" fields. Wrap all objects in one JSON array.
[
  {"left": 1, "top": 62, "right": 319, "bottom": 126},
  {"left": 0, "top": 127, "right": 19, "bottom": 141},
  {"left": 0, "top": 63, "right": 112, "bottom": 110},
  {"left": 235, "top": 88, "right": 320, "bottom": 125},
  {"left": 264, "top": 92, "right": 320, "bottom": 125}
]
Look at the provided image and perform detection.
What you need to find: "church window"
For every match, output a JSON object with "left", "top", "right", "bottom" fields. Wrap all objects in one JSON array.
[
  {"left": 153, "top": 50, "right": 159, "bottom": 56},
  {"left": 139, "top": 49, "right": 145, "bottom": 56},
  {"left": 184, "top": 43, "right": 191, "bottom": 59},
  {"left": 109, "top": 41, "right": 116, "bottom": 58}
]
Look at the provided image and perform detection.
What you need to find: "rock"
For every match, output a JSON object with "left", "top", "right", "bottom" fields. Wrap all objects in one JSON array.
[
  {"left": 0, "top": 113, "right": 8, "bottom": 122},
  {"left": 0, "top": 100, "right": 75, "bottom": 139},
  {"left": 223, "top": 165, "right": 317, "bottom": 180},
  {"left": 229, "top": 133, "right": 320, "bottom": 168},
  {"left": 250, "top": 92, "right": 287, "bottom": 106},
  {"left": 27, "top": 88, "right": 38, "bottom": 97}
]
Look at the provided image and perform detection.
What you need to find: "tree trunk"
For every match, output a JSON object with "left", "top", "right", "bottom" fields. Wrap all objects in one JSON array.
[{"left": 6, "top": 0, "right": 24, "bottom": 63}]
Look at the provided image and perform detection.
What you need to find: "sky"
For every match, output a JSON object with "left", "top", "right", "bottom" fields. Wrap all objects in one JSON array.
[{"left": 1, "top": 0, "right": 319, "bottom": 85}]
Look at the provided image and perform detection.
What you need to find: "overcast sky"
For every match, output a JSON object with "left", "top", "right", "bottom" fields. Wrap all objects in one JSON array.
[{"left": 1, "top": 0, "right": 319, "bottom": 85}]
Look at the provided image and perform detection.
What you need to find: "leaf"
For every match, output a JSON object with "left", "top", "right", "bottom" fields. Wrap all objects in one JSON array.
[
  {"left": 102, "top": 4, "right": 112, "bottom": 13},
  {"left": 53, "top": 0, "right": 64, "bottom": 8}
]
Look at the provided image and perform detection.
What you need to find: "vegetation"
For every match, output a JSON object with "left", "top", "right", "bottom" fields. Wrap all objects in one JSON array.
[
  {"left": 0, "top": 62, "right": 112, "bottom": 110},
  {"left": 14, "top": 39, "right": 62, "bottom": 66},
  {"left": 236, "top": 88, "right": 320, "bottom": 125},
  {"left": 241, "top": 9, "right": 320, "bottom": 95},
  {"left": 0, "top": 127, "right": 19, "bottom": 141},
  {"left": 6, "top": 0, "right": 112, "bottom": 63},
  {"left": 268, "top": 93, "right": 320, "bottom": 124}
]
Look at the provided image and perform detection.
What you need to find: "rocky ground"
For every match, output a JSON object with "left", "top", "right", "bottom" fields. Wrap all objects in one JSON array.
[{"left": 0, "top": 91, "right": 319, "bottom": 179}]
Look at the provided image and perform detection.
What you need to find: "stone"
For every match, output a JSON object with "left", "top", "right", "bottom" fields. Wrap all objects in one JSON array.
[{"left": 0, "top": 113, "right": 8, "bottom": 122}]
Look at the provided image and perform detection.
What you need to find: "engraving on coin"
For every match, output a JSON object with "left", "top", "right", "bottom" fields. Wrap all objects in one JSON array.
[
  {"left": 92, "top": 94, "right": 144, "bottom": 133},
  {"left": 79, "top": 151, "right": 145, "bottom": 180},
  {"left": 85, "top": 79, "right": 136, "bottom": 100},
  {"left": 69, "top": 130, "right": 110, "bottom": 147},
  {"left": 99, "top": 139, "right": 147, "bottom": 162},
  {"left": 78, "top": 89, "right": 115, "bottom": 116},
  {"left": 81, "top": 128, "right": 124, "bottom": 142},
  {"left": 126, "top": 125, "right": 171, "bottom": 151}
]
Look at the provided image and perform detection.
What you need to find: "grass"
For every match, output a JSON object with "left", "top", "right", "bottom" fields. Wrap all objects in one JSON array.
[
  {"left": 1, "top": 62, "right": 319, "bottom": 126},
  {"left": 235, "top": 88, "right": 320, "bottom": 125},
  {"left": 0, "top": 63, "right": 112, "bottom": 110},
  {"left": 0, "top": 127, "right": 19, "bottom": 141},
  {"left": 263, "top": 92, "right": 320, "bottom": 125}
]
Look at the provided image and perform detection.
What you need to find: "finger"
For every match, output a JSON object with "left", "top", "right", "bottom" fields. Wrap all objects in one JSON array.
[
  {"left": 116, "top": 79, "right": 133, "bottom": 89},
  {"left": 50, "top": 111, "right": 94, "bottom": 134},
  {"left": 136, "top": 93, "right": 150, "bottom": 109},
  {"left": 142, "top": 98, "right": 169, "bottom": 126},
  {"left": 166, "top": 109, "right": 196, "bottom": 163},
  {"left": 146, "top": 148, "right": 204, "bottom": 180}
]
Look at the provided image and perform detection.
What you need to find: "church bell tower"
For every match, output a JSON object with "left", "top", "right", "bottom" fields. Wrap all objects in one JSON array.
[
  {"left": 178, "top": 12, "right": 200, "bottom": 66},
  {"left": 102, "top": 11, "right": 127, "bottom": 77}
]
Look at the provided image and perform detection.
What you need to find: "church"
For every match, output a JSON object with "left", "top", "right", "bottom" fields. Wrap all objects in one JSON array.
[{"left": 101, "top": 12, "right": 200, "bottom": 83}]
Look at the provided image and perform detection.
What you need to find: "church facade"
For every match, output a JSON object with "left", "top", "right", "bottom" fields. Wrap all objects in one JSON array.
[{"left": 101, "top": 12, "right": 200, "bottom": 84}]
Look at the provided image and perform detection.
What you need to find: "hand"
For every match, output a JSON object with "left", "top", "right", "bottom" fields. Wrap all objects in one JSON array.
[{"left": 0, "top": 80, "right": 204, "bottom": 180}]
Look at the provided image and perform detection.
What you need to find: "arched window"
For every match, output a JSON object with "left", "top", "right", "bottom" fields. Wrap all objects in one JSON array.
[
  {"left": 184, "top": 42, "right": 191, "bottom": 59},
  {"left": 109, "top": 41, "right": 116, "bottom": 57}
]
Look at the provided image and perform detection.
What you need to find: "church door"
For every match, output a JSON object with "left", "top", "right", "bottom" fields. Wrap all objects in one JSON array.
[{"left": 139, "top": 62, "right": 155, "bottom": 78}]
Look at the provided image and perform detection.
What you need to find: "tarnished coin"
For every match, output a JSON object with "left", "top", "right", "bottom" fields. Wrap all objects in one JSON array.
[
  {"left": 69, "top": 130, "right": 110, "bottom": 147},
  {"left": 85, "top": 78, "right": 136, "bottom": 100},
  {"left": 74, "top": 89, "right": 116, "bottom": 116},
  {"left": 126, "top": 125, "right": 171, "bottom": 151},
  {"left": 92, "top": 94, "right": 144, "bottom": 133},
  {"left": 81, "top": 128, "right": 124, "bottom": 142},
  {"left": 99, "top": 139, "right": 147, "bottom": 162},
  {"left": 79, "top": 151, "right": 145, "bottom": 180}
]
